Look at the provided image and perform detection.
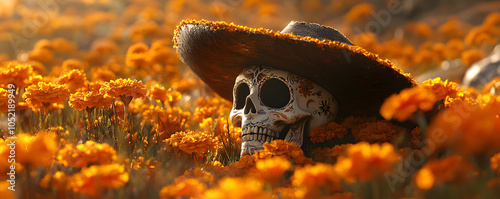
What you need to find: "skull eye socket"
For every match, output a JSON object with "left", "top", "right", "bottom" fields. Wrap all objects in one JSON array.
[
  {"left": 234, "top": 83, "right": 250, "bottom": 109},
  {"left": 260, "top": 78, "right": 290, "bottom": 108}
]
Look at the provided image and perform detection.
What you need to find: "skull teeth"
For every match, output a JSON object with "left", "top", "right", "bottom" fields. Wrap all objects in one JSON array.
[{"left": 241, "top": 126, "right": 278, "bottom": 143}]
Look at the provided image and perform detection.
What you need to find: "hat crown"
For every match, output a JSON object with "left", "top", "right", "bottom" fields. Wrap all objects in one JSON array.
[{"left": 281, "top": 21, "right": 354, "bottom": 45}]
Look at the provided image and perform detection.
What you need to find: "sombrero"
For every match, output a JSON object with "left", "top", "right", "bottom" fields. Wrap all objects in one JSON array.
[{"left": 174, "top": 19, "right": 416, "bottom": 117}]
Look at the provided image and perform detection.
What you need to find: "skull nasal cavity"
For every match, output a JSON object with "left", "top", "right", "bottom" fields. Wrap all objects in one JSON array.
[{"left": 244, "top": 98, "right": 257, "bottom": 114}]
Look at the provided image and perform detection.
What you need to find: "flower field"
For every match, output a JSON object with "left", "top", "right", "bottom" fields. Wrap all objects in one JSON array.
[{"left": 1, "top": 0, "right": 500, "bottom": 198}]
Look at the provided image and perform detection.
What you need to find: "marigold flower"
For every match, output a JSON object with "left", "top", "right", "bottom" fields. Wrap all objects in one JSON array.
[
  {"left": 143, "top": 106, "right": 191, "bottom": 139},
  {"left": 292, "top": 163, "right": 343, "bottom": 198},
  {"left": 444, "top": 39, "right": 464, "bottom": 59},
  {"left": 23, "top": 81, "right": 71, "bottom": 110},
  {"left": 438, "top": 17, "right": 465, "bottom": 39},
  {"left": 251, "top": 156, "right": 291, "bottom": 186},
  {"left": 0, "top": 181, "right": 14, "bottom": 199},
  {"left": 465, "top": 25, "right": 498, "bottom": 46},
  {"left": 57, "top": 141, "right": 117, "bottom": 168},
  {"left": 0, "top": 62, "right": 36, "bottom": 88},
  {"left": 427, "top": 100, "right": 500, "bottom": 155},
  {"left": 256, "top": 140, "right": 314, "bottom": 166},
  {"left": 69, "top": 163, "right": 129, "bottom": 196},
  {"left": 335, "top": 142, "right": 400, "bottom": 182},
  {"left": 126, "top": 43, "right": 149, "bottom": 68},
  {"left": 15, "top": 132, "right": 58, "bottom": 168},
  {"left": 55, "top": 69, "right": 88, "bottom": 92},
  {"left": 344, "top": 3, "right": 373, "bottom": 24},
  {"left": 166, "top": 131, "right": 220, "bottom": 157},
  {"left": 406, "top": 22, "right": 433, "bottom": 38},
  {"left": 309, "top": 121, "right": 347, "bottom": 143},
  {"left": 461, "top": 49, "right": 485, "bottom": 66},
  {"left": 380, "top": 86, "right": 437, "bottom": 121},
  {"left": 193, "top": 106, "right": 218, "bottom": 123},
  {"left": 90, "top": 67, "right": 116, "bottom": 82},
  {"left": 311, "top": 144, "right": 352, "bottom": 162},
  {"left": 69, "top": 91, "right": 112, "bottom": 110},
  {"left": 415, "top": 156, "right": 476, "bottom": 190},
  {"left": 352, "top": 120, "right": 400, "bottom": 143},
  {"left": 100, "top": 78, "right": 147, "bottom": 103},
  {"left": 202, "top": 177, "right": 272, "bottom": 199},
  {"left": 159, "top": 178, "right": 206, "bottom": 199}
]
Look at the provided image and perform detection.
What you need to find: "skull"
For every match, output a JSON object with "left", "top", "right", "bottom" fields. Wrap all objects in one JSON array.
[{"left": 230, "top": 66, "right": 338, "bottom": 156}]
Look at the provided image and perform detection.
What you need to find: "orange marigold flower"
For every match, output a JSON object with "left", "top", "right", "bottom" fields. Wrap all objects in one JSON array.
[
  {"left": 69, "top": 91, "right": 112, "bottom": 110},
  {"left": 193, "top": 106, "right": 218, "bottom": 123},
  {"left": 23, "top": 81, "right": 71, "bottom": 110},
  {"left": 461, "top": 49, "right": 485, "bottom": 67},
  {"left": 55, "top": 69, "right": 88, "bottom": 93},
  {"left": 335, "top": 142, "right": 400, "bottom": 182},
  {"left": 159, "top": 178, "right": 206, "bottom": 199},
  {"left": 256, "top": 140, "right": 314, "bottom": 166},
  {"left": 312, "top": 144, "right": 352, "bottom": 162},
  {"left": 444, "top": 39, "right": 464, "bottom": 60},
  {"left": 57, "top": 141, "right": 117, "bottom": 168},
  {"left": 0, "top": 63, "right": 35, "bottom": 88},
  {"left": 90, "top": 67, "right": 116, "bottom": 82},
  {"left": 415, "top": 156, "right": 476, "bottom": 190},
  {"left": 144, "top": 106, "right": 191, "bottom": 139},
  {"left": 438, "top": 17, "right": 465, "bottom": 39},
  {"left": 309, "top": 121, "right": 347, "bottom": 143},
  {"left": 252, "top": 156, "right": 291, "bottom": 186},
  {"left": 465, "top": 25, "right": 498, "bottom": 46},
  {"left": 427, "top": 100, "right": 500, "bottom": 155},
  {"left": 344, "top": 3, "right": 373, "bottom": 24},
  {"left": 380, "top": 86, "right": 437, "bottom": 121},
  {"left": 406, "top": 22, "right": 433, "bottom": 38},
  {"left": 69, "top": 163, "right": 129, "bottom": 196},
  {"left": 352, "top": 120, "right": 400, "bottom": 143},
  {"left": 202, "top": 177, "right": 272, "bottom": 199},
  {"left": 166, "top": 131, "right": 220, "bottom": 157},
  {"left": 100, "top": 78, "right": 147, "bottom": 100},
  {"left": 61, "top": 59, "right": 86, "bottom": 72},
  {"left": 292, "top": 163, "right": 343, "bottom": 199},
  {"left": 148, "top": 85, "right": 168, "bottom": 102},
  {"left": 126, "top": 43, "right": 149, "bottom": 68},
  {"left": 15, "top": 132, "right": 58, "bottom": 168}
]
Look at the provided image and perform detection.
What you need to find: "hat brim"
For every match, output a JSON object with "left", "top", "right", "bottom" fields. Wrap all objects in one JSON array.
[{"left": 174, "top": 19, "right": 416, "bottom": 116}]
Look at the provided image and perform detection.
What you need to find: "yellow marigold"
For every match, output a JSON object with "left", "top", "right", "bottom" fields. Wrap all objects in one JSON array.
[
  {"left": 159, "top": 178, "right": 206, "bottom": 199},
  {"left": 461, "top": 48, "right": 485, "bottom": 67},
  {"left": 69, "top": 91, "right": 112, "bottom": 110},
  {"left": 335, "top": 142, "right": 400, "bottom": 182},
  {"left": 202, "top": 177, "right": 272, "bottom": 199},
  {"left": 15, "top": 132, "right": 58, "bottom": 168},
  {"left": 172, "top": 131, "right": 219, "bottom": 157},
  {"left": 0, "top": 63, "right": 35, "bottom": 88},
  {"left": 292, "top": 163, "right": 343, "bottom": 199},
  {"left": 251, "top": 156, "right": 291, "bottom": 186},
  {"left": 57, "top": 141, "right": 117, "bottom": 168},
  {"left": 69, "top": 163, "right": 129, "bottom": 196},
  {"left": 256, "top": 140, "right": 314, "bottom": 166},
  {"left": 100, "top": 78, "right": 147, "bottom": 103},
  {"left": 380, "top": 86, "right": 437, "bottom": 121},
  {"left": 0, "top": 88, "right": 9, "bottom": 113},
  {"left": 309, "top": 121, "right": 346, "bottom": 143},
  {"left": 126, "top": 43, "right": 149, "bottom": 68},
  {"left": 344, "top": 3, "right": 373, "bottom": 24},
  {"left": 90, "top": 67, "right": 116, "bottom": 82},
  {"left": 427, "top": 101, "right": 500, "bottom": 155},
  {"left": 415, "top": 156, "right": 476, "bottom": 190},
  {"left": 23, "top": 81, "right": 70, "bottom": 110},
  {"left": 55, "top": 69, "right": 88, "bottom": 93}
]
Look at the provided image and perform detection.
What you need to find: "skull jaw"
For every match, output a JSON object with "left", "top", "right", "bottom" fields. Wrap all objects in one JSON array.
[{"left": 240, "top": 119, "right": 308, "bottom": 156}]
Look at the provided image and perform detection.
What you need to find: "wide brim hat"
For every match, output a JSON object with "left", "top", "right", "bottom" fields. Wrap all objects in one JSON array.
[{"left": 174, "top": 19, "right": 416, "bottom": 117}]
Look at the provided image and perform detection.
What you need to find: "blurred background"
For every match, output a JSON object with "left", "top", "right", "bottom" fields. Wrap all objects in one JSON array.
[{"left": 1, "top": 0, "right": 500, "bottom": 88}]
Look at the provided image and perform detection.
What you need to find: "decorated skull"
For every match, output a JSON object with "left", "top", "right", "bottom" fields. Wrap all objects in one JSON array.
[{"left": 230, "top": 66, "right": 338, "bottom": 156}]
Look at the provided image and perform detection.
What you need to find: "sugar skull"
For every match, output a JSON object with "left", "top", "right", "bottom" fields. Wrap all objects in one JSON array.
[{"left": 230, "top": 66, "right": 338, "bottom": 156}]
